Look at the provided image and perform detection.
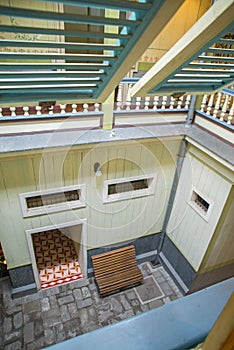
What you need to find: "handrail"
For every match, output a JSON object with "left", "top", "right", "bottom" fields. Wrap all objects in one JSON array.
[{"left": 0, "top": 82, "right": 233, "bottom": 130}]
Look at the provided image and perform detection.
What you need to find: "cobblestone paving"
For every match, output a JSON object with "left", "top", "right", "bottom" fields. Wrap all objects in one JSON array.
[{"left": 0, "top": 262, "right": 183, "bottom": 350}]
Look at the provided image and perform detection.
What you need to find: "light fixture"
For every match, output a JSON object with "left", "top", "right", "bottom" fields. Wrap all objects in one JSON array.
[{"left": 94, "top": 162, "right": 102, "bottom": 177}]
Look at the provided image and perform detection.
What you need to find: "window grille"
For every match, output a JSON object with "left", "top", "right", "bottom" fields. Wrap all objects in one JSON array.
[
  {"left": 108, "top": 179, "right": 148, "bottom": 195},
  {"left": 103, "top": 174, "right": 156, "bottom": 203},
  {"left": 26, "top": 190, "right": 79, "bottom": 209},
  {"left": 189, "top": 189, "right": 213, "bottom": 221},
  {"left": 193, "top": 192, "right": 210, "bottom": 213},
  {"left": 19, "top": 185, "right": 85, "bottom": 217}
]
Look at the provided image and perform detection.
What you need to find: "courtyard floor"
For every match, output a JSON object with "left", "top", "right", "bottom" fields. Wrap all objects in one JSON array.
[{"left": 0, "top": 262, "right": 183, "bottom": 350}]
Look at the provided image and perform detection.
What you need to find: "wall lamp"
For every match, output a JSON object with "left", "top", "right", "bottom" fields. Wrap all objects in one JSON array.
[{"left": 94, "top": 162, "right": 102, "bottom": 177}]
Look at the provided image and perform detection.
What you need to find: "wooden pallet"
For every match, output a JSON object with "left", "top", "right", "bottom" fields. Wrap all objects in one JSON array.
[{"left": 91, "top": 245, "right": 143, "bottom": 296}]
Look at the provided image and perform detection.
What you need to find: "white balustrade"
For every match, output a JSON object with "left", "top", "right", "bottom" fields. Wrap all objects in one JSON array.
[
  {"left": 200, "top": 94, "right": 208, "bottom": 112},
  {"left": 153, "top": 96, "right": 159, "bottom": 110},
  {"left": 169, "top": 96, "right": 175, "bottom": 109},
  {"left": 220, "top": 94, "right": 230, "bottom": 121},
  {"left": 185, "top": 95, "right": 191, "bottom": 109},
  {"left": 177, "top": 96, "right": 183, "bottom": 110},
  {"left": 94, "top": 103, "right": 100, "bottom": 112},
  {"left": 126, "top": 84, "right": 132, "bottom": 111},
  {"left": 83, "top": 103, "right": 89, "bottom": 113},
  {"left": 161, "top": 96, "right": 167, "bottom": 109},
  {"left": 35, "top": 106, "right": 42, "bottom": 115},
  {"left": 227, "top": 100, "right": 234, "bottom": 125},
  {"left": 135, "top": 97, "right": 141, "bottom": 110},
  {"left": 10, "top": 107, "right": 16, "bottom": 117},
  {"left": 23, "top": 106, "right": 29, "bottom": 116},
  {"left": 144, "top": 96, "right": 151, "bottom": 110},
  {"left": 0, "top": 89, "right": 232, "bottom": 131},
  {"left": 116, "top": 83, "right": 123, "bottom": 111},
  {"left": 48, "top": 106, "right": 54, "bottom": 115},
  {"left": 213, "top": 92, "right": 221, "bottom": 118},
  {"left": 72, "top": 104, "right": 77, "bottom": 113},
  {"left": 60, "top": 104, "right": 66, "bottom": 114},
  {"left": 206, "top": 94, "right": 214, "bottom": 115}
]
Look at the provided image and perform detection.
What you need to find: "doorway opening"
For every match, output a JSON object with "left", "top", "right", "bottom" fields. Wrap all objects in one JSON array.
[
  {"left": 0, "top": 242, "right": 8, "bottom": 278},
  {"left": 26, "top": 220, "right": 87, "bottom": 290}
]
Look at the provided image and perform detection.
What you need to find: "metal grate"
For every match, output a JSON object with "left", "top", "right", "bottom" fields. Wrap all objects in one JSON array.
[
  {"left": 192, "top": 191, "right": 210, "bottom": 214},
  {"left": 26, "top": 189, "right": 79, "bottom": 208},
  {"left": 108, "top": 178, "right": 148, "bottom": 195}
]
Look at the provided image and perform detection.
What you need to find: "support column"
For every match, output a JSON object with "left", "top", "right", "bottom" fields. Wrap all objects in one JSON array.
[
  {"left": 186, "top": 95, "right": 197, "bottom": 126},
  {"left": 102, "top": 91, "right": 115, "bottom": 130}
]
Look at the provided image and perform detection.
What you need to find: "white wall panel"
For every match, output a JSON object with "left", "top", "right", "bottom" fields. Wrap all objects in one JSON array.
[
  {"left": 167, "top": 146, "right": 232, "bottom": 271},
  {"left": 0, "top": 138, "right": 180, "bottom": 268}
]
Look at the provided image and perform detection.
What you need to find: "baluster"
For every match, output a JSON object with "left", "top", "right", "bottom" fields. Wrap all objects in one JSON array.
[
  {"left": 153, "top": 96, "right": 159, "bottom": 110},
  {"left": 185, "top": 95, "right": 191, "bottom": 109},
  {"left": 220, "top": 95, "right": 230, "bottom": 121},
  {"left": 169, "top": 96, "right": 175, "bottom": 109},
  {"left": 126, "top": 84, "right": 132, "bottom": 111},
  {"left": 213, "top": 92, "right": 221, "bottom": 118},
  {"left": 200, "top": 94, "right": 208, "bottom": 112},
  {"left": 60, "top": 104, "right": 66, "bottom": 114},
  {"left": 35, "top": 106, "right": 42, "bottom": 115},
  {"left": 220, "top": 92, "right": 226, "bottom": 106},
  {"left": 10, "top": 106, "right": 16, "bottom": 117},
  {"left": 72, "top": 104, "right": 77, "bottom": 113},
  {"left": 206, "top": 94, "right": 214, "bottom": 115},
  {"left": 135, "top": 97, "right": 141, "bottom": 110},
  {"left": 144, "top": 96, "right": 150, "bottom": 110},
  {"left": 177, "top": 96, "right": 183, "bottom": 109},
  {"left": 48, "top": 106, "right": 54, "bottom": 115},
  {"left": 161, "top": 96, "right": 167, "bottom": 109},
  {"left": 116, "top": 83, "right": 123, "bottom": 111},
  {"left": 227, "top": 100, "right": 234, "bottom": 125},
  {"left": 23, "top": 106, "right": 29, "bottom": 116},
  {"left": 0, "top": 108, "right": 2, "bottom": 117},
  {"left": 83, "top": 103, "right": 89, "bottom": 113},
  {"left": 94, "top": 103, "right": 100, "bottom": 112}
]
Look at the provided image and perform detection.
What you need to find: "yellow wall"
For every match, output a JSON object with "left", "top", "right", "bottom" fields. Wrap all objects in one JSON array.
[
  {"left": 200, "top": 186, "right": 234, "bottom": 272},
  {"left": 0, "top": 138, "right": 180, "bottom": 269},
  {"left": 138, "top": 0, "right": 211, "bottom": 67},
  {"left": 167, "top": 144, "right": 233, "bottom": 271}
]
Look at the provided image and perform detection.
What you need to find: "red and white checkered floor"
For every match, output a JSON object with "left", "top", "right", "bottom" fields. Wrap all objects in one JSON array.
[{"left": 32, "top": 229, "right": 83, "bottom": 289}]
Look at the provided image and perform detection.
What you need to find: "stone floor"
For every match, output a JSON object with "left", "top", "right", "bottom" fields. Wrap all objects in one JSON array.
[{"left": 0, "top": 262, "right": 183, "bottom": 350}]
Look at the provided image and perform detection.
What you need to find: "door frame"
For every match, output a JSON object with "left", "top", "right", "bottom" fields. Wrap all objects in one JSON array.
[{"left": 25, "top": 219, "right": 87, "bottom": 290}]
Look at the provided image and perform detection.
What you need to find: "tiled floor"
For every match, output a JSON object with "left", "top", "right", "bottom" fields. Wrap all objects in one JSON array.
[
  {"left": 0, "top": 262, "right": 183, "bottom": 350},
  {"left": 32, "top": 229, "right": 83, "bottom": 289}
]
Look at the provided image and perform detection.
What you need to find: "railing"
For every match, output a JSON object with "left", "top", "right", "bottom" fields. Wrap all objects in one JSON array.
[
  {"left": 198, "top": 88, "right": 234, "bottom": 126},
  {"left": 0, "top": 103, "right": 101, "bottom": 118},
  {"left": 115, "top": 81, "right": 191, "bottom": 111},
  {"left": 0, "top": 81, "right": 233, "bottom": 129}
]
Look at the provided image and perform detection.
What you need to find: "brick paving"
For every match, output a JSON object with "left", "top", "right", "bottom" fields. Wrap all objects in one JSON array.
[{"left": 0, "top": 262, "right": 183, "bottom": 350}]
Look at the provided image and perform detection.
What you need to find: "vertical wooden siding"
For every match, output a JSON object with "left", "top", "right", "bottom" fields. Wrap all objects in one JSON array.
[
  {"left": 0, "top": 138, "right": 180, "bottom": 268},
  {"left": 167, "top": 145, "right": 232, "bottom": 271}
]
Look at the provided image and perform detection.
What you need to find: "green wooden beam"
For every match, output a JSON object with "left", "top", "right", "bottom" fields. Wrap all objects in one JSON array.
[
  {"left": 0, "top": 93, "right": 93, "bottom": 103},
  {"left": 35, "top": 0, "right": 152, "bottom": 12},
  {"left": 0, "top": 25, "right": 131, "bottom": 40},
  {"left": 0, "top": 63, "right": 110, "bottom": 70},
  {"left": 0, "top": 71, "right": 106, "bottom": 78},
  {"left": 197, "top": 55, "right": 234, "bottom": 62},
  {"left": 207, "top": 47, "right": 234, "bottom": 55},
  {"left": 0, "top": 6, "right": 140, "bottom": 27},
  {"left": 0, "top": 52, "right": 117, "bottom": 62},
  {"left": 0, "top": 87, "right": 96, "bottom": 94},
  {"left": 0, "top": 40, "right": 123, "bottom": 52}
]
